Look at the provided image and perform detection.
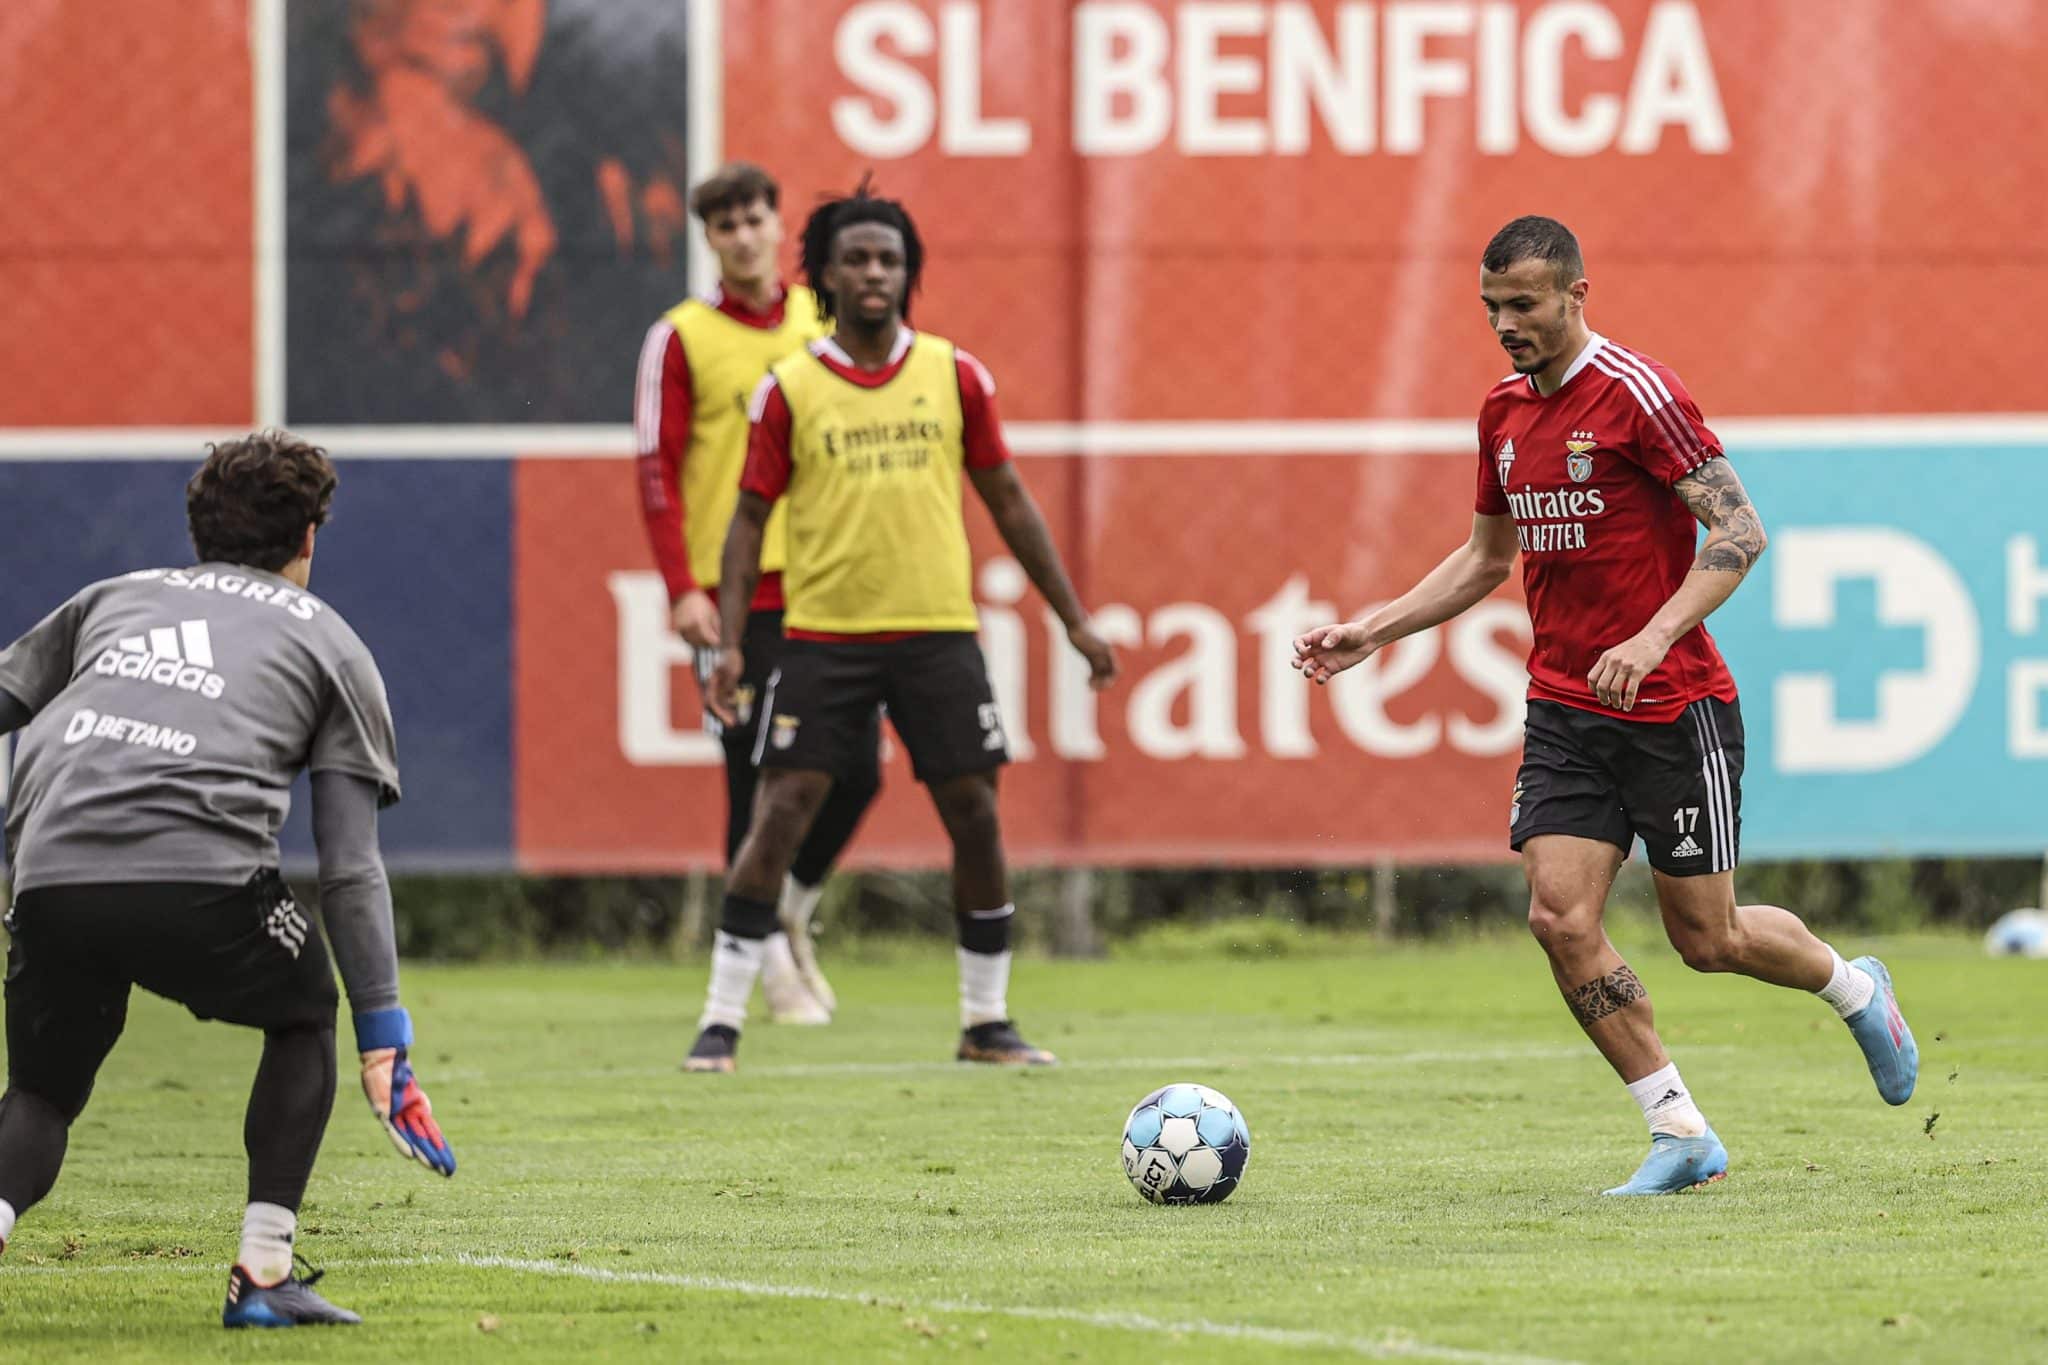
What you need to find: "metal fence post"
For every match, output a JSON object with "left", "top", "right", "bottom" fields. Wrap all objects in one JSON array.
[
  {"left": 1053, "top": 866, "right": 1101, "bottom": 958},
  {"left": 1372, "top": 857, "right": 1398, "bottom": 939}
]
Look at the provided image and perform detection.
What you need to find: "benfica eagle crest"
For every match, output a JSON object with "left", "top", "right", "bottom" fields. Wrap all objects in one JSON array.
[{"left": 1565, "top": 431, "right": 1598, "bottom": 482}]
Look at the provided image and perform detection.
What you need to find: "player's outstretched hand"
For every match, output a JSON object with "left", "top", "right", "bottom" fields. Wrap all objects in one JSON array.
[
  {"left": 707, "top": 649, "right": 745, "bottom": 726},
  {"left": 1586, "top": 633, "right": 1670, "bottom": 712},
  {"left": 671, "top": 592, "right": 721, "bottom": 648},
  {"left": 361, "top": 1047, "right": 456, "bottom": 1176},
  {"left": 1068, "top": 622, "right": 1120, "bottom": 689},
  {"left": 1292, "top": 622, "right": 1377, "bottom": 684},
  {"left": 354, "top": 1009, "right": 456, "bottom": 1177}
]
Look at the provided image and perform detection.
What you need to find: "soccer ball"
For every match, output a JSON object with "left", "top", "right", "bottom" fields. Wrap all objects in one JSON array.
[
  {"left": 1984, "top": 908, "right": 2048, "bottom": 958},
  {"left": 1120, "top": 1083, "right": 1250, "bottom": 1205}
]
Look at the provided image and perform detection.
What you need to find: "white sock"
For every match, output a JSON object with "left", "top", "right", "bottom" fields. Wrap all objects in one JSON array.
[
  {"left": 759, "top": 931, "right": 800, "bottom": 989},
  {"left": 238, "top": 1201, "right": 296, "bottom": 1286},
  {"left": 0, "top": 1197, "right": 17, "bottom": 1251},
  {"left": 700, "top": 931, "right": 767, "bottom": 1031},
  {"left": 1626, "top": 1062, "right": 1708, "bottom": 1139},
  {"left": 780, "top": 876, "right": 825, "bottom": 934},
  {"left": 957, "top": 947, "right": 1012, "bottom": 1028},
  {"left": 1816, "top": 946, "right": 1876, "bottom": 1018}
]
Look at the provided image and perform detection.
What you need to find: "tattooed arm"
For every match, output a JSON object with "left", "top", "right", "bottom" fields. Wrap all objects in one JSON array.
[
  {"left": 1674, "top": 457, "right": 1770, "bottom": 575},
  {"left": 1586, "top": 457, "right": 1769, "bottom": 710}
]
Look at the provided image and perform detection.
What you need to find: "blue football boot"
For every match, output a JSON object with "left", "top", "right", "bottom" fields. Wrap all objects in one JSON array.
[
  {"left": 222, "top": 1258, "right": 361, "bottom": 1327},
  {"left": 1843, "top": 956, "right": 1917, "bottom": 1106},
  {"left": 1602, "top": 1126, "right": 1728, "bottom": 1196}
]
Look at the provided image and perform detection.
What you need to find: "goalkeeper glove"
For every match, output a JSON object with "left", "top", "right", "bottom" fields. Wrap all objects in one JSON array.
[{"left": 354, "top": 1008, "right": 456, "bottom": 1177}]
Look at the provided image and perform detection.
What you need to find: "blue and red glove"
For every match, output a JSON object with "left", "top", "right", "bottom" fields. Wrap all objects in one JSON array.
[{"left": 354, "top": 1008, "right": 456, "bottom": 1177}]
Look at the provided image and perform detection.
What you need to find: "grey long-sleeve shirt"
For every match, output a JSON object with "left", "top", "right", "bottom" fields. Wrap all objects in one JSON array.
[
  {"left": 310, "top": 769, "right": 401, "bottom": 1013},
  {"left": 2, "top": 693, "right": 400, "bottom": 1014},
  {"left": 0, "top": 567, "right": 404, "bottom": 1017}
]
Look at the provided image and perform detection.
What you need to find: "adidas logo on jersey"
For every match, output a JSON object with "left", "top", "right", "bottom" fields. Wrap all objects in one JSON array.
[
  {"left": 93, "top": 620, "right": 226, "bottom": 699},
  {"left": 1670, "top": 835, "right": 1704, "bottom": 858}
]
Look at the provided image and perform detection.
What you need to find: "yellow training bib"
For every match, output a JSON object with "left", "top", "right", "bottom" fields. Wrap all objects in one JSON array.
[
  {"left": 772, "top": 333, "right": 978, "bottom": 634},
  {"left": 665, "top": 286, "right": 824, "bottom": 588}
]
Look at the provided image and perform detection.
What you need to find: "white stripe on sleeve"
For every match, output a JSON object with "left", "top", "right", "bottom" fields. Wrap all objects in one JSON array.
[
  {"left": 1592, "top": 354, "right": 1702, "bottom": 471},
  {"left": 635, "top": 320, "right": 675, "bottom": 455}
]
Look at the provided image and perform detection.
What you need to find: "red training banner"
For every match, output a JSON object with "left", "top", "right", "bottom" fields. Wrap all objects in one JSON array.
[
  {"left": 723, "top": 0, "right": 2045, "bottom": 422},
  {"left": 514, "top": 452, "right": 1528, "bottom": 870}
]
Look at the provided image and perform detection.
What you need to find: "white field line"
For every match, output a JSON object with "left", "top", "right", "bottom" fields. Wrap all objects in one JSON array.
[
  {"left": 0, "top": 1253, "right": 1583, "bottom": 1365},
  {"left": 725, "top": 1044, "right": 1592, "bottom": 1080},
  {"left": 1, "top": 414, "right": 2047, "bottom": 460},
  {"left": 409, "top": 1043, "right": 1613, "bottom": 1087},
  {"left": 73, "top": 1043, "right": 1740, "bottom": 1095}
]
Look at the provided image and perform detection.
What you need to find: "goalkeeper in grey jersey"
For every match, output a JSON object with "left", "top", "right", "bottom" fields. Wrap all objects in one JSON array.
[{"left": 0, "top": 431, "right": 453, "bottom": 1328}]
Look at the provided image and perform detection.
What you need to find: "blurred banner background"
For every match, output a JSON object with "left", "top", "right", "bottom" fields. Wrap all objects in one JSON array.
[{"left": 2, "top": 0, "right": 2045, "bottom": 878}]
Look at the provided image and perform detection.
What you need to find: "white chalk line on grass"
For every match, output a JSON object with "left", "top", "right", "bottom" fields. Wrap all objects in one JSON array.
[
  {"left": 75, "top": 1042, "right": 1744, "bottom": 1104},
  {"left": 428, "top": 1042, "right": 1766, "bottom": 1087},
  {"left": 410, "top": 1044, "right": 1606, "bottom": 1086},
  {"left": 734, "top": 1044, "right": 1594, "bottom": 1080},
  {"left": 0, "top": 1252, "right": 1581, "bottom": 1365}
]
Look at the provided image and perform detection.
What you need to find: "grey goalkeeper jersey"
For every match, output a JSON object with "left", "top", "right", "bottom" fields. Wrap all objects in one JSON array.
[{"left": 0, "top": 563, "right": 401, "bottom": 890}]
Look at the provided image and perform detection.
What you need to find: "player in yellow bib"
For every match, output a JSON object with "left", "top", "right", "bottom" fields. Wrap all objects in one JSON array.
[
  {"left": 690, "top": 184, "right": 1119, "bottom": 1072},
  {"left": 634, "top": 163, "right": 880, "bottom": 1032}
]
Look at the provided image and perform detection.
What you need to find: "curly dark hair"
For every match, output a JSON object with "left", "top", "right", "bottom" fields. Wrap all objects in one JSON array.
[
  {"left": 799, "top": 177, "right": 924, "bottom": 323},
  {"left": 186, "top": 429, "right": 338, "bottom": 571}
]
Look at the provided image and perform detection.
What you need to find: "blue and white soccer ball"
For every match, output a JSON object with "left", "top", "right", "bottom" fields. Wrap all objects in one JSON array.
[
  {"left": 1121, "top": 1083, "right": 1250, "bottom": 1205},
  {"left": 1984, "top": 908, "right": 2048, "bottom": 958}
]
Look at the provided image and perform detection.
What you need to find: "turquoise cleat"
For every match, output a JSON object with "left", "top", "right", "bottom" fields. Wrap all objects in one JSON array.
[
  {"left": 1843, "top": 956, "right": 1917, "bottom": 1106},
  {"left": 1602, "top": 1126, "right": 1728, "bottom": 1196}
]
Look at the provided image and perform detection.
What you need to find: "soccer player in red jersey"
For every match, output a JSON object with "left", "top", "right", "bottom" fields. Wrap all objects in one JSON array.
[
  {"left": 635, "top": 163, "right": 876, "bottom": 1026},
  {"left": 1294, "top": 217, "right": 1918, "bottom": 1194}
]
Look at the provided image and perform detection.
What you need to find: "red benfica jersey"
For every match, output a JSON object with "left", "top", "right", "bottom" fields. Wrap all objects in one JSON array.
[{"left": 1476, "top": 333, "right": 1738, "bottom": 724}]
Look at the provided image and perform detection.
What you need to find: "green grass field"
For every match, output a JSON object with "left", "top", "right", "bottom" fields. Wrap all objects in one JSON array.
[{"left": 1, "top": 927, "right": 2043, "bottom": 1363}]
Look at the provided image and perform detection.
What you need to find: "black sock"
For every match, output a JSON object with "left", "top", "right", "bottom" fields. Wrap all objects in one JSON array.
[
  {"left": 719, "top": 893, "right": 779, "bottom": 940},
  {"left": 245, "top": 1025, "right": 337, "bottom": 1210},
  {"left": 0, "top": 1089, "right": 71, "bottom": 1218},
  {"left": 955, "top": 907, "right": 1013, "bottom": 956}
]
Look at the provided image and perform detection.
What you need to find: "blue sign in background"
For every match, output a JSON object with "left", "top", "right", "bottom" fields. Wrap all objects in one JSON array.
[
  {"left": 0, "top": 459, "right": 514, "bottom": 870},
  {"left": 1713, "top": 444, "right": 2048, "bottom": 857}
]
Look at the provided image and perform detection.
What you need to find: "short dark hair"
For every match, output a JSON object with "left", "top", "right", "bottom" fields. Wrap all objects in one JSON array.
[
  {"left": 690, "top": 161, "right": 780, "bottom": 221},
  {"left": 186, "top": 429, "right": 337, "bottom": 571},
  {"left": 799, "top": 177, "right": 925, "bottom": 323},
  {"left": 1482, "top": 216, "right": 1585, "bottom": 287}
]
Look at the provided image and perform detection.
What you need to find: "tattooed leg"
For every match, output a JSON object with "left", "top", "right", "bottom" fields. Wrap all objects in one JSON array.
[
  {"left": 1524, "top": 839, "right": 1711, "bottom": 1151},
  {"left": 1565, "top": 964, "right": 1647, "bottom": 1028},
  {"left": 1563, "top": 961, "right": 1709, "bottom": 1142},
  {"left": 1550, "top": 953, "right": 1670, "bottom": 1084},
  {"left": 1524, "top": 835, "right": 1670, "bottom": 1083}
]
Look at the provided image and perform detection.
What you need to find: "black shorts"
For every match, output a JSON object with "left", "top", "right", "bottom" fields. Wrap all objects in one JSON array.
[
  {"left": 1510, "top": 697, "right": 1744, "bottom": 877},
  {"left": 5, "top": 871, "right": 336, "bottom": 1114},
  {"left": 758, "top": 632, "right": 1007, "bottom": 784},
  {"left": 699, "top": 609, "right": 882, "bottom": 785}
]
